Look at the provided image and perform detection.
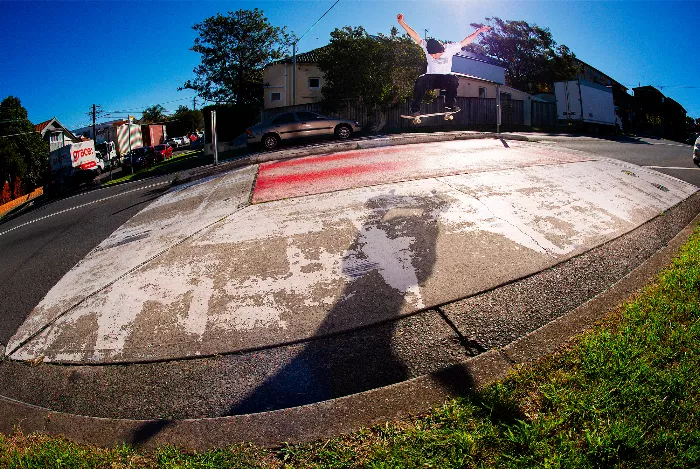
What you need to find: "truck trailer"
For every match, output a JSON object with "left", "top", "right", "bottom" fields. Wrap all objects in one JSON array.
[
  {"left": 554, "top": 79, "right": 622, "bottom": 133},
  {"left": 114, "top": 123, "right": 143, "bottom": 157},
  {"left": 141, "top": 124, "right": 166, "bottom": 147}
]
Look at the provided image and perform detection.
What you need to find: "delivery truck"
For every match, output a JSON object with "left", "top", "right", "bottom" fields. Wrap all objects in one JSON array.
[
  {"left": 554, "top": 79, "right": 622, "bottom": 133},
  {"left": 48, "top": 140, "right": 104, "bottom": 192}
]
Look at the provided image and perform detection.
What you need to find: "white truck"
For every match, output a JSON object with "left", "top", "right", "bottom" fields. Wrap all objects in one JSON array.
[
  {"left": 49, "top": 140, "right": 104, "bottom": 188},
  {"left": 554, "top": 79, "right": 622, "bottom": 133}
]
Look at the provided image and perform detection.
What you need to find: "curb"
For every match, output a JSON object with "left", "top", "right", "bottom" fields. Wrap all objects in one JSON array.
[{"left": 1, "top": 205, "right": 698, "bottom": 450}]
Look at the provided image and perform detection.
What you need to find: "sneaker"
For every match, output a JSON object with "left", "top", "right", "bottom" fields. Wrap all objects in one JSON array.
[{"left": 445, "top": 106, "right": 460, "bottom": 113}]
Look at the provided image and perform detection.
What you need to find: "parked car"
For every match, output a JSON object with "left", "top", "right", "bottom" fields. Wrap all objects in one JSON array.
[
  {"left": 122, "top": 146, "right": 155, "bottom": 171},
  {"left": 153, "top": 143, "right": 173, "bottom": 162},
  {"left": 180, "top": 136, "right": 190, "bottom": 145},
  {"left": 245, "top": 111, "right": 362, "bottom": 150},
  {"left": 167, "top": 137, "right": 183, "bottom": 148},
  {"left": 693, "top": 136, "right": 700, "bottom": 167}
]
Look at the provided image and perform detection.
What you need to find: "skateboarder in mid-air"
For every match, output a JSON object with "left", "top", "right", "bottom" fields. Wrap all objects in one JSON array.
[{"left": 397, "top": 14, "right": 491, "bottom": 116}]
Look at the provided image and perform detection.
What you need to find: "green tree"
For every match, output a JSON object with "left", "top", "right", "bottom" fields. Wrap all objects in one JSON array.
[
  {"left": 141, "top": 104, "right": 166, "bottom": 124},
  {"left": 317, "top": 26, "right": 425, "bottom": 129},
  {"left": 0, "top": 96, "right": 49, "bottom": 191},
  {"left": 167, "top": 106, "right": 204, "bottom": 136},
  {"left": 182, "top": 8, "right": 293, "bottom": 109},
  {"left": 466, "top": 17, "right": 580, "bottom": 94}
]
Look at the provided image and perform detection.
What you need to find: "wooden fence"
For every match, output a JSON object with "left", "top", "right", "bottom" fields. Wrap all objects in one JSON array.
[{"left": 261, "top": 97, "right": 525, "bottom": 130}]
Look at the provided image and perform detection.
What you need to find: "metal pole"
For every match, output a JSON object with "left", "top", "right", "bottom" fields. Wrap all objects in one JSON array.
[
  {"left": 212, "top": 110, "right": 218, "bottom": 165},
  {"left": 496, "top": 84, "right": 501, "bottom": 134},
  {"left": 128, "top": 119, "right": 133, "bottom": 175},
  {"left": 292, "top": 43, "right": 296, "bottom": 106}
]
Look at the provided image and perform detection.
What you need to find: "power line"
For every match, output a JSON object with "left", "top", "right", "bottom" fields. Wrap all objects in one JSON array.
[
  {"left": 296, "top": 0, "right": 342, "bottom": 43},
  {"left": 0, "top": 131, "right": 35, "bottom": 138},
  {"left": 624, "top": 84, "right": 700, "bottom": 90}
]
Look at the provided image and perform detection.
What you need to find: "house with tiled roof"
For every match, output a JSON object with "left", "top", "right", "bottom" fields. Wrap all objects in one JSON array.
[
  {"left": 261, "top": 44, "right": 548, "bottom": 125},
  {"left": 263, "top": 47, "right": 329, "bottom": 109},
  {"left": 35, "top": 117, "right": 80, "bottom": 153},
  {"left": 262, "top": 45, "right": 514, "bottom": 111}
]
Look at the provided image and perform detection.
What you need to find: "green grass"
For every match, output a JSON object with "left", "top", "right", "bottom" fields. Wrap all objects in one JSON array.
[
  {"left": 2, "top": 227, "right": 700, "bottom": 468},
  {"left": 102, "top": 150, "right": 206, "bottom": 186}
]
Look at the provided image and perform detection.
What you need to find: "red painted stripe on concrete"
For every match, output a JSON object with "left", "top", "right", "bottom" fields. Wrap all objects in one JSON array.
[
  {"left": 255, "top": 161, "right": 404, "bottom": 192},
  {"left": 262, "top": 147, "right": 405, "bottom": 171}
]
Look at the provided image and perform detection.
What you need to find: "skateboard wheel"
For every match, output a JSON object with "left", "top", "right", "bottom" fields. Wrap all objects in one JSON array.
[
  {"left": 448, "top": 115, "right": 454, "bottom": 120},
  {"left": 414, "top": 118, "right": 421, "bottom": 124}
]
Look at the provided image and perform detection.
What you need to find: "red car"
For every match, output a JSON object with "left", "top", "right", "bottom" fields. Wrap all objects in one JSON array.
[{"left": 153, "top": 143, "right": 173, "bottom": 162}]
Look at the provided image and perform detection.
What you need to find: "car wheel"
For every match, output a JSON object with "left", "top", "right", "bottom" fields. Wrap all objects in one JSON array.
[
  {"left": 262, "top": 133, "right": 280, "bottom": 150},
  {"left": 335, "top": 124, "right": 352, "bottom": 140}
]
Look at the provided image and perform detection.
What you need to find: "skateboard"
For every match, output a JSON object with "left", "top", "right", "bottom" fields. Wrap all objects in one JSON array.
[{"left": 401, "top": 109, "right": 459, "bottom": 124}]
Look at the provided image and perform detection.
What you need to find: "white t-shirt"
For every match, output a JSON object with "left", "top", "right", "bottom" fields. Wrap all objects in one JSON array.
[{"left": 420, "top": 39, "right": 463, "bottom": 75}]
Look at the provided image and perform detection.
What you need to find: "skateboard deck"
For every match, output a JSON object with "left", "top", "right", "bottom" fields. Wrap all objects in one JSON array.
[{"left": 400, "top": 110, "right": 459, "bottom": 124}]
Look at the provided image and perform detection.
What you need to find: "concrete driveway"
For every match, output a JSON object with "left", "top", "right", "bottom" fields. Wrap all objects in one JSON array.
[{"left": 7, "top": 138, "right": 696, "bottom": 364}]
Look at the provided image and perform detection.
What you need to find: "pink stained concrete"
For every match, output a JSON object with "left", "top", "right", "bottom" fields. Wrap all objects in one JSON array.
[{"left": 251, "top": 139, "right": 591, "bottom": 203}]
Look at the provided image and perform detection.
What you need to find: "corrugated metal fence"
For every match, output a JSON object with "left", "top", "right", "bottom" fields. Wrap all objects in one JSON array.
[
  {"left": 261, "top": 97, "right": 525, "bottom": 130},
  {"left": 531, "top": 101, "right": 557, "bottom": 128}
]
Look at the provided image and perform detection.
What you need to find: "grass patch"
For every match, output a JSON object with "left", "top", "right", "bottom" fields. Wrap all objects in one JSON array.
[
  {"left": 2, "top": 228, "right": 700, "bottom": 467},
  {"left": 102, "top": 150, "right": 206, "bottom": 186}
]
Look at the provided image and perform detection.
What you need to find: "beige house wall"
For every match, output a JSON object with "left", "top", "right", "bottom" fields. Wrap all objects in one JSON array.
[{"left": 264, "top": 63, "right": 325, "bottom": 109}]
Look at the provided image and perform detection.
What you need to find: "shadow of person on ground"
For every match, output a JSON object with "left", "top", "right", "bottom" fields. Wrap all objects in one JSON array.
[{"left": 228, "top": 191, "right": 449, "bottom": 414}]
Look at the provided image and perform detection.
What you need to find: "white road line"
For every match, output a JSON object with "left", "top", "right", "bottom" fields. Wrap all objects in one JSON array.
[
  {"left": 0, "top": 181, "right": 171, "bottom": 237},
  {"left": 648, "top": 142, "right": 691, "bottom": 148},
  {"left": 643, "top": 166, "right": 700, "bottom": 171}
]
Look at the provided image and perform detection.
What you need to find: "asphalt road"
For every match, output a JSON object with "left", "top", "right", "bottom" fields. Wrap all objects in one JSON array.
[
  {"left": 0, "top": 134, "right": 697, "bottom": 349},
  {"left": 0, "top": 175, "right": 175, "bottom": 345},
  {"left": 529, "top": 134, "right": 700, "bottom": 186}
]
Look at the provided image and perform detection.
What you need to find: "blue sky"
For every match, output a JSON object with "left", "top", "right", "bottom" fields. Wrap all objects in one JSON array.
[{"left": 1, "top": 0, "right": 698, "bottom": 131}]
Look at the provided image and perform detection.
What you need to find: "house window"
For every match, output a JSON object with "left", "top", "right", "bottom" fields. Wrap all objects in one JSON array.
[
  {"left": 478, "top": 87, "right": 487, "bottom": 99},
  {"left": 309, "top": 77, "right": 321, "bottom": 89},
  {"left": 270, "top": 92, "right": 281, "bottom": 102}
]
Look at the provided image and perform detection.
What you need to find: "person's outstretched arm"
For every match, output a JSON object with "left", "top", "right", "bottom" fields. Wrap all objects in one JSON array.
[
  {"left": 397, "top": 14, "right": 422, "bottom": 45},
  {"left": 460, "top": 25, "right": 491, "bottom": 47}
]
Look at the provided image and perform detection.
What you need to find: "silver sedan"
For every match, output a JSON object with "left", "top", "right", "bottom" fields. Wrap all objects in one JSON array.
[{"left": 246, "top": 111, "right": 361, "bottom": 150}]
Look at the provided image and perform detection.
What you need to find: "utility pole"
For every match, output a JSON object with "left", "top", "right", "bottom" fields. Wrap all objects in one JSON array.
[
  {"left": 92, "top": 104, "right": 97, "bottom": 142},
  {"left": 291, "top": 0, "right": 342, "bottom": 106},
  {"left": 87, "top": 104, "right": 103, "bottom": 141},
  {"left": 424, "top": 29, "right": 429, "bottom": 41}
]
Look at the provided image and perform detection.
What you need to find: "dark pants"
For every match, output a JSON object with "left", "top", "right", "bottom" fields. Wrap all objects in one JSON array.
[{"left": 410, "top": 74, "right": 459, "bottom": 112}]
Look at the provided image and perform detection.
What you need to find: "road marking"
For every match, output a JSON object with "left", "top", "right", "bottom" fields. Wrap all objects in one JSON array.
[
  {"left": 643, "top": 166, "right": 700, "bottom": 171},
  {"left": 0, "top": 181, "right": 171, "bottom": 238},
  {"left": 648, "top": 142, "right": 691, "bottom": 148}
]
